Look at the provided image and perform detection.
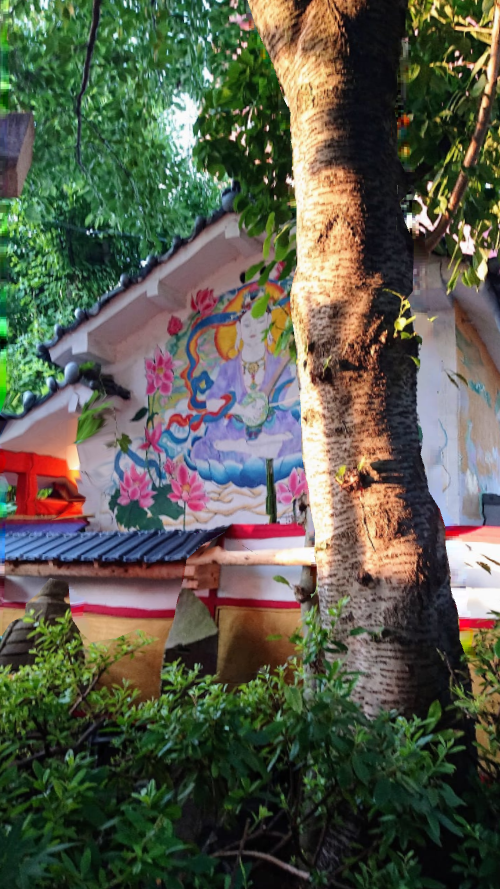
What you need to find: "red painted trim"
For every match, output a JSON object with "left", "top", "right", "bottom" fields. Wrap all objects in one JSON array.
[
  {"left": 216, "top": 597, "right": 300, "bottom": 610},
  {"left": 5, "top": 517, "right": 87, "bottom": 525},
  {"left": 227, "top": 524, "right": 500, "bottom": 542},
  {"left": 1, "top": 599, "right": 300, "bottom": 616},
  {"left": 226, "top": 523, "right": 305, "bottom": 539},
  {"left": 1, "top": 603, "right": 494, "bottom": 624},
  {"left": 70, "top": 603, "right": 178, "bottom": 619},
  {"left": 205, "top": 588, "right": 218, "bottom": 619},
  {"left": 446, "top": 526, "right": 500, "bottom": 543},
  {"left": 459, "top": 618, "right": 495, "bottom": 630}
]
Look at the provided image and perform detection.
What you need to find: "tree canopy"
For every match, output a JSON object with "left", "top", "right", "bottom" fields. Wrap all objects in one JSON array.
[
  {"left": 5, "top": 0, "right": 500, "bottom": 406},
  {"left": 197, "top": 0, "right": 500, "bottom": 288},
  {"left": 5, "top": 0, "right": 247, "bottom": 404}
]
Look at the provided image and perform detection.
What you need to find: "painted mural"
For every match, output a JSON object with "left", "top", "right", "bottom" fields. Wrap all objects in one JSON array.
[
  {"left": 455, "top": 304, "right": 500, "bottom": 522},
  {"left": 109, "top": 272, "right": 308, "bottom": 530}
]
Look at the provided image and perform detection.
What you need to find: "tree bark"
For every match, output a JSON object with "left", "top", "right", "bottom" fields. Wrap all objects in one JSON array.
[{"left": 248, "top": 0, "right": 468, "bottom": 718}]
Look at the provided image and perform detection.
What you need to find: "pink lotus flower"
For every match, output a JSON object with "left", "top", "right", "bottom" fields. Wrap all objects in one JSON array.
[
  {"left": 190, "top": 288, "right": 218, "bottom": 317},
  {"left": 165, "top": 457, "right": 177, "bottom": 478},
  {"left": 139, "top": 422, "right": 163, "bottom": 454},
  {"left": 169, "top": 463, "right": 207, "bottom": 512},
  {"left": 145, "top": 346, "right": 174, "bottom": 396},
  {"left": 118, "top": 464, "right": 155, "bottom": 510},
  {"left": 276, "top": 467, "right": 308, "bottom": 506},
  {"left": 167, "top": 315, "right": 183, "bottom": 336}
]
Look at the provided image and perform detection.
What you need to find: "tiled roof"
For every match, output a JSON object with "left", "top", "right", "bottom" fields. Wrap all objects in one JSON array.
[
  {"left": 36, "top": 192, "right": 238, "bottom": 361},
  {"left": 0, "top": 369, "right": 130, "bottom": 428},
  {"left": 1, "top": 182, "right": 240, "bottom": 427},
  {"left": 4, "top": 527, "right": 228, "bottom": 564}
]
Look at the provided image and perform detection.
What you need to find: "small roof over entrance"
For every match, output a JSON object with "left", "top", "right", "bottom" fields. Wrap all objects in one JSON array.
[{"left": 5, "top": 527, "right": 228, "bottom": 564}]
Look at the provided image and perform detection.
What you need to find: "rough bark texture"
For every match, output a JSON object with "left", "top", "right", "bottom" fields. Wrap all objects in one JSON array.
[{"left": 249, "top": 0, "right": 467, "bottom": 719}]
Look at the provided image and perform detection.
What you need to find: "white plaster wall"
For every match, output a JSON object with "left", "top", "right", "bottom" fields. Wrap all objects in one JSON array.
[
  {"left": 219, "top": 536, "right": 302, "bottom": 603},
  {"left": 76, "top": 248, "right": 283, "bottom": 531},
  {"left": 415, "top": 311, "right": 461, "bottom": 525},
  {"left": 4, "top": 575, "right": 184, "bottom": 612}
]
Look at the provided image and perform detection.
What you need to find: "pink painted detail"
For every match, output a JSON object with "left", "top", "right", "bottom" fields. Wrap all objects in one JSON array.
[
  {"left": 139, "top": 422, "right": 163, "bottom": 453},
  {"left": 272, "top": 260, "right": 287, "bottom": 279},
  {"left": 276, "top": 467, "right": 308, "bottom": 506},
  {"left": 165, "top": 457, "right": 177, "bottom": 478},
  {"left": 190, "top": 288, "right": 218, "bottom": 317},
  {"left": 145, "top": 346, "right": 174, "bottom": 396},
  {"left": 167, "top": 315, "right": 183, "bottom": 336},
  {"left": 169, "top": 462, "right": 208, "bottom": 512},
  {"left": 118, "top": 464, "right": 155, "bottom": 509}
]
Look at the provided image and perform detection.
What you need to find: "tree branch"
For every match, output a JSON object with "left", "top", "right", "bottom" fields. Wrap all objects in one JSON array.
[
  {"left": 75, "top": 0, "right": 103, "bottom": 171},
  {"left": 213, "top": 849, "right": 312, "bottom": 882},
  {"left": 83, "top": 115, "right": 144, "bottom": 213},
  {"left": 13, "top": 717, "right": 106, "bottom": 769},
  {"left": 424, "top": 2, "right": 500, "bottom": 252}
]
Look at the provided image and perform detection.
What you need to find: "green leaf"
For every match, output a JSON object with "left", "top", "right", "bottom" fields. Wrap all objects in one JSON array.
[
  {"left": 244, "top": 261, "right": 265, "bottom": 282},
  {"left": 262, "top": 230, "right": 273, "bottom": 260},
  {"left": 109, "top": 488, "right": 120, "bottom": 512},
  {"left": 435, "top": 812, "right": 463, "bottom": 837},
  {"left": 251, "top": 292, "right": 270, "bottom": 318},
  {"left": 115, "top": 500, "right": 151, "bottom": 530},
  {"left": 427, "top": 700, "right": 442, "bottom": 727},
  {"left": 373, "top": 777, "right": 393, "bottom": 806},
  {"left": 426, "top": 811, "right": 442, "bottom": 845},
  {"left": 352, "top": 754, "right": 371, "bottom": 785},
  {"left": 273, "top": 575, "right": 291, "bottom": 587},
  {"left": 265, "top": 211, "right": 275, "bottom": 235},
  {"left": 131, "top": 407, "right": 148, "bottom": 422},
  {"left": 284, "top": 684, "right": 303, "bottom": 714},
  {"left": 148, "top": 484, "right": 184, "bottom": 521},
  {"left": 476, "top": 561, "right": 491, "bottom": 574},
  {"left": 470, "top": 73, "right": 487, "bottom": 98},
  {"left": 75, "top": 413, "right": 105, "bottom": 444},
  {"left": 117, "top": 433, "right": 132, "bottom": 453},
  {"left": 80, "top": 847, "right": 91, "bottom": 877}
]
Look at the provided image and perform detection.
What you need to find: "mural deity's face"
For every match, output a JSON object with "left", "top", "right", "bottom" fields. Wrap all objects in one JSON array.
[{"left": 238, "top": 307, "right": 270, "bottom": 347}]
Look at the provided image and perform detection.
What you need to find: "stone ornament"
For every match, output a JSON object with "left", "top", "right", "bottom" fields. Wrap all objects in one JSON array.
[{"left": 0, "top": 578, "right": 81, "bottom": 672}]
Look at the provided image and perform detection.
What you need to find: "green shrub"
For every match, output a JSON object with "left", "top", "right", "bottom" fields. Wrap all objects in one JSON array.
[{"left": 0, "top": 606, "right": 499, "bottom": 888}]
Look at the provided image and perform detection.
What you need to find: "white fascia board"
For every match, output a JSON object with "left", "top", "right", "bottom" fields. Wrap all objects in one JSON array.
[
  {"left": 49, "top": 215, "right": 265, "bottom": 368},
  {"left": 0, "top": 385, "right": 88, "bottom": 454}
]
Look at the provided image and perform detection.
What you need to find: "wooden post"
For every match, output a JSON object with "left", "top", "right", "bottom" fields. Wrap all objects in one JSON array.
[
  {"left": 0, "top": 113, "right": 35, "bottom": 199},
  {"left": 14, "top": 456, "right": 37, "bottom": 516}
]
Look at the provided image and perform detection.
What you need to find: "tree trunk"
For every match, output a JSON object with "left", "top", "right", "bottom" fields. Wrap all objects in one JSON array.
[{"left": 249, "top": 0, "right": 468, "bottom": 718}]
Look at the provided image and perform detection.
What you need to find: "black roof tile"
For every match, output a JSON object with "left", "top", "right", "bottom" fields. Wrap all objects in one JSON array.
[
  {"left": 4, "top": 527, "right": 227, "bottom": 564},
  {"left": 1, "top": 183, "right": 241, "bottom": 425}
]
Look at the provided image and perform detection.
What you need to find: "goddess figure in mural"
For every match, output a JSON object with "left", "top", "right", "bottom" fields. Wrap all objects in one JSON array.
[
  {"left": 111, "top": 276, "right": 304, "bottom": 530},
  {"left": 183, "top": 283, "right": 302, "bottom": 487}
]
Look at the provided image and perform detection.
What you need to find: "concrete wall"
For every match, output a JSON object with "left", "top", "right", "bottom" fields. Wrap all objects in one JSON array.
[
  {"left": 455, "top": 303, "right": 500, "bottom": 523},
  {"left": 415, "top": 310, "right": 461, "bottom": 525}
]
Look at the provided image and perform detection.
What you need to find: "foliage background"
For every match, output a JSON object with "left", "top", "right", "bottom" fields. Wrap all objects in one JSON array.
[
  {"left": 6, "top": 0, "right": 500, "bottom": 405},
  {"left": 0, "top": 608, "right": 499, "bottom": 888}
]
